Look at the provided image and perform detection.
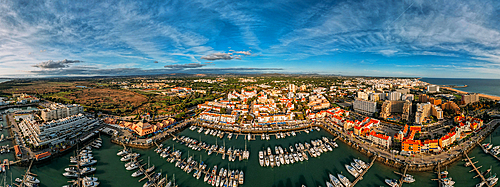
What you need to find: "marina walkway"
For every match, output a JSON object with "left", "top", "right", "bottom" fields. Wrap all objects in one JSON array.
[
  {"left": 395, "top": 164, "right": 409, "bottom": 187},
  {"left": 351, "top": 156, "right": 376, "bottom": 186},
  {"left": 464, "top": 152, "right": 490, "bottom": 187}
]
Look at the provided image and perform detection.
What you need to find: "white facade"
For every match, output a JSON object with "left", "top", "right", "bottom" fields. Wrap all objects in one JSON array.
[
  {"left": 41, "top": 103, "right": 84, "bottom": 121},
  {"left": 353, "top": 99, "right": 377, "bottom": 115},
  {"left": 18, "top": 114, "right": 99, "bottom": 146}
]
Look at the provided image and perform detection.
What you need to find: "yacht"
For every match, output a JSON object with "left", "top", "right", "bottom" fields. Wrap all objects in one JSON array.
[
  {"left": 354, "top": 159, "right": 367, "bottom": 169},
  {"left": 259, "top": 151, "right": 264, "bottom": 166},
  {"left": 132, "top": 170, "right": 144, "bottom": 177},
  {"left": 402, "top": 174, "right": 415, "bottom": 183},
  {"left": 63, "top": 172, "right": 79, "bottom": 178},
  {"left": 351, "top": 162, "right": 363, "bottom": 173},
  {"left": 329, "top": 173, "right": 343, "bottom": 187},
  {"left": 279, "top": 154, "right": 285, "bottom": 164},
  {"left": 239, "top": 171, "right": 244, "bottom": 184},
  {"left": 265, "top": 157, "right": 270, "bottom": 167},
  {"left": 440, "top": 178, "right": 455, "bottom": 186},
  {"left": 326, "top": 181, "right": 334, "bottom": 187},
  {"left": 276, "top": 155, "right": 281, "bottom": 167},
  {"left": 385, "top": 179, "right": 399, "bottom": 187},
  {"left": 345, "top": 164, "right": 359, "bottom": 177},
  {"left": 83, "top": 181, "right": 99, "bottom": 187},
  {"left": 337, "top": 174, "right": 351, "bottom": 187},
  {"left": 267, "top": 147, "right": 272, "bottom": 156},
  {"left": 116, "top": 149, "right": 129, "bottom": 156},
  {"left": 284, "top": 154, "right": 290, "bottom": 164},
  {"left": 83, "top": 176, "right": 98, "bottom": 182}
]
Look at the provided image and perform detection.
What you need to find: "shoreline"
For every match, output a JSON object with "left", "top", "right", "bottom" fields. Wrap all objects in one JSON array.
[
  {"left": 419, "top": 79, "right": 500, "bottom": 101},
  {"left": 441, "top": 87, "right": 500, "bottom": 101}
]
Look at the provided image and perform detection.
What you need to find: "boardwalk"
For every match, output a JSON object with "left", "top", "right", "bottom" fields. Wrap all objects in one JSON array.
[
  {"left": 351, "top": 156, "right": 376, "bottom": 186},
  {"left": 464, "top": 152, "right": 490, "bottom": 187}
]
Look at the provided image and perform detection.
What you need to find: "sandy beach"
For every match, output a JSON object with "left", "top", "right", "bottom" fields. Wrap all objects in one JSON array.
[{"left": 442, "top": 87, "right": 500, "bottom": 101}]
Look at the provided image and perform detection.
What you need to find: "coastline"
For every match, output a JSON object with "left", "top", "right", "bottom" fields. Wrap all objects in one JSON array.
[
  {"left": 441, "top": 87, "right": 500, "bottom": 101},
  {"left": 419, "top": 79, "right": 500, "bottom": 101}
]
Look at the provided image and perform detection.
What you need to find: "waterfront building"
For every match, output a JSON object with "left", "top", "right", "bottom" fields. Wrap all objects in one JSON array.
[
  {"left": 439, "top": 131, "right": 457, "bottom": 148},
  {"left": 367, "top": 130, "right": 391, "bottom": 149},
  {"left": 402, "top": 139, "right": 422, "bottom": 154},
  {"left": 427, "top": 85, "right": 440, "bottom": 93},
  {"left": 462, "top": 93, "right": 480, "bottom": 105},
  {"left": 40, "top": 103, "right": 84, "bottom": 122},
  {"left": 18, "top": 114, "right": 99, "bottom": 146},
  {"left": 353, "top": 99, "right": 377, "bottom": 116},
  {"left": 118, "top": 118, "right": 175, "bottom": 136},
  {"left": 422, "top": 139, "right": 441, "bottom": 153}
]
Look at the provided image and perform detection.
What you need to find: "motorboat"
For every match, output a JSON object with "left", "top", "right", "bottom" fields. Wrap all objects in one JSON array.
[
  {"left": 385, "top": 179, "right": 398, "bottom": 187},
  {"left": 329, "top": 173, "right": 343, "bottom": 187},
  {"left": 354, "top": 159, "right": 367, "bottom": 169},
  {"left": 337, "top": 174, "right": 351, "bottom": 187},
  {"left": 345, "top": 164, "right": 359, "bottom": 177},
  {"left": 132, "top": 170, "right": 144, "bottom": 177},
  {"left": 351, "top": 162, "right": 363, "bottom": 173},
  {"left": 402, "top": 174, "right": 415, "bottom": 183}
]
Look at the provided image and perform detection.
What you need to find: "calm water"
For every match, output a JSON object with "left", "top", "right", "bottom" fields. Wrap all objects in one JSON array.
[
  {"left": 421, "top": 78, "right": 500, "bottom": 97},
  {"left": 2, "top": 113, "right": 500, "bottom": 187}
]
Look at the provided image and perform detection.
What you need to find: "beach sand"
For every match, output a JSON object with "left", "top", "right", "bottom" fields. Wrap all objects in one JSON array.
[{"left": 442, "top": 87, "right": 500, "bottom": 101}]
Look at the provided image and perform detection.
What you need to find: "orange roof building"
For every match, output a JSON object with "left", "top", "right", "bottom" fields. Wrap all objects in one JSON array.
[
  {"left": 402, "top": 139, "right": 422, "bottom": 153},
  {"left": 35, "top": 151, "right": 52, "bottom": 161}
]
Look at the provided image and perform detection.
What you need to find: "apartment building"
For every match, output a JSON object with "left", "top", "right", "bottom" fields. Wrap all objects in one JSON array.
[
  {"left": 353, "top": 99, "right": 377, "bottom": 116},
  {"left": 462, "top": 93, "right": 480, "bottom": 105},
  {"left": 18, "top": 114, "right": 99, "bottom": 146},
  {"left": 41, "top": 103, "right": 84, "bottom": 121}
]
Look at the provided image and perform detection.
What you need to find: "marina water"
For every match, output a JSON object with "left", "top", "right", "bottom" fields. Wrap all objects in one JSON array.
[{"left": 2, "top": 114, "right": 500, "bottom": 186}]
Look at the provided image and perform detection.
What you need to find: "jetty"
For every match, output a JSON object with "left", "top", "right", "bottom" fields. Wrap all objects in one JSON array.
[
  {"left": 464, "top": 152, "right": 490, "bottom": 187},
  {"left": 351, "top": 156, "right": 376, "bottom": 186},
  {"left": 394, "top": 164, "right": 409, "bottom": 187}
]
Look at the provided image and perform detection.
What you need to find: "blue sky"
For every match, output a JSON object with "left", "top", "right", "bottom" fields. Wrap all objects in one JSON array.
[{"left": 1, "top": 0, "right": 500, "bottom": 78}]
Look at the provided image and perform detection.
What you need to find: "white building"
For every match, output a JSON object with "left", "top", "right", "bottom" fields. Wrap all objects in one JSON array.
[
  {"left": 427, "top": 85, "right": 440, "bottom": 93},
  {"left": 41, "top": 103, "right": 84, "bottom": 121},
  {"left": 357, "top": 92, "right": 369, "bottom": 101},
  {"left": 389, "top": 92, "right": 401, "bottom": 101},
  {"left": 353, "top": 99, "right": 377, "bottom": 115},
  {"left": 18, "top": 114, "right": 99, "bottom": 146}
]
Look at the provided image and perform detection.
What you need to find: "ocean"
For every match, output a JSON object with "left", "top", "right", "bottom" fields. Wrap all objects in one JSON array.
[
  {"left": 421, "top": 78, "right": 500, "bottom": 97},
  {"left": 0, "top": 79, "right": 11, "bottom": 84}
]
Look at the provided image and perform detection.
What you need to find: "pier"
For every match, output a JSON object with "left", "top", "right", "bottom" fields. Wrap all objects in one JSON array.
[
  {"left": 464, "top": 152, "right": 490, "bottom": 187},
  {"left": 351, "top": 156, "right": 376, "bottom": 186},
  {"left": 169, "top": 133, "right": 250, "bottom": 161},
  {"left": 394, "top": 164, "right": 409, "bottom": 187}
]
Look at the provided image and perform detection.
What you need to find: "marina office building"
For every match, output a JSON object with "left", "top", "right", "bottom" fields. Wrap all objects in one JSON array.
[{"left": 18, "top": 113, "right": 99, "bottom": 146}]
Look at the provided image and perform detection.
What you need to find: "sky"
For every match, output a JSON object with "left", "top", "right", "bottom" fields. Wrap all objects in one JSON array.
[{"left": 1, "top": 0, "right": 500, "bottom": 78}]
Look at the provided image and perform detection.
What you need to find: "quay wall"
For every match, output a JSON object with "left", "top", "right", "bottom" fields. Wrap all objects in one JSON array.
[{"left": 315, "top": 120, "right": 500, "bottom": 172}]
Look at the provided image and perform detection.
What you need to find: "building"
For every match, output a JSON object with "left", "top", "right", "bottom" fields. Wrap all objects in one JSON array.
[
  {"left": 357, "top": 92, "right": 369, "bottom": 100},
  {"left": 389, "top": 91, "right": 402, "bottom": 101},
  {"left": 427, "top": 85, "right": 440, "bottom": 93},
  {"left": 441, "top": 101, "right": 460, "bottom": 114},
  {"left": 402, "top": 139, "right": 422, "bottom": 154},
  {"left": 429, "top": 97, "right": 442, "bottom": 105},
  {"left": 419, "top": 94, "right": 429, "bottom": 103},
  {"left": 439, "top": 131, "right": 457, "bottom": 148},
  {"left": 379, "top": 100, "right": 411, "bottom": 121},
  {"left": 422, "top": 139, "right": 440, "bottom": 153},
  {"left": 353, "top": 99, "right": 377, "bottom": 116},
  {"left": 18, "top": 114, "right": 99, "bottom": 146},
  {"left": 462, "top": 93, "right": 480, "bottom": 105},
  {"left": 402, "top": 94, "right": 414, "bottom": 101},
  {"left": 41, "top": 103, "right": 84, "bottom": 121},
  {"left": 367, "top": 131, "right": 391, "bottom": 149},
  {"left": 415, "top": 102, "right": 443, "bottom": 124},
  {"left": 118, "top": 118, "right": 175, "bottom": 136},
  {"left": 288, "top": 84, "right": 297, "bottom": 93}
]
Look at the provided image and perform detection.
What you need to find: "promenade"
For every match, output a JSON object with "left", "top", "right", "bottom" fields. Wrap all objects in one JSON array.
[{"left": 319, "top": 118, "right": 500, "bottom": 171}]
